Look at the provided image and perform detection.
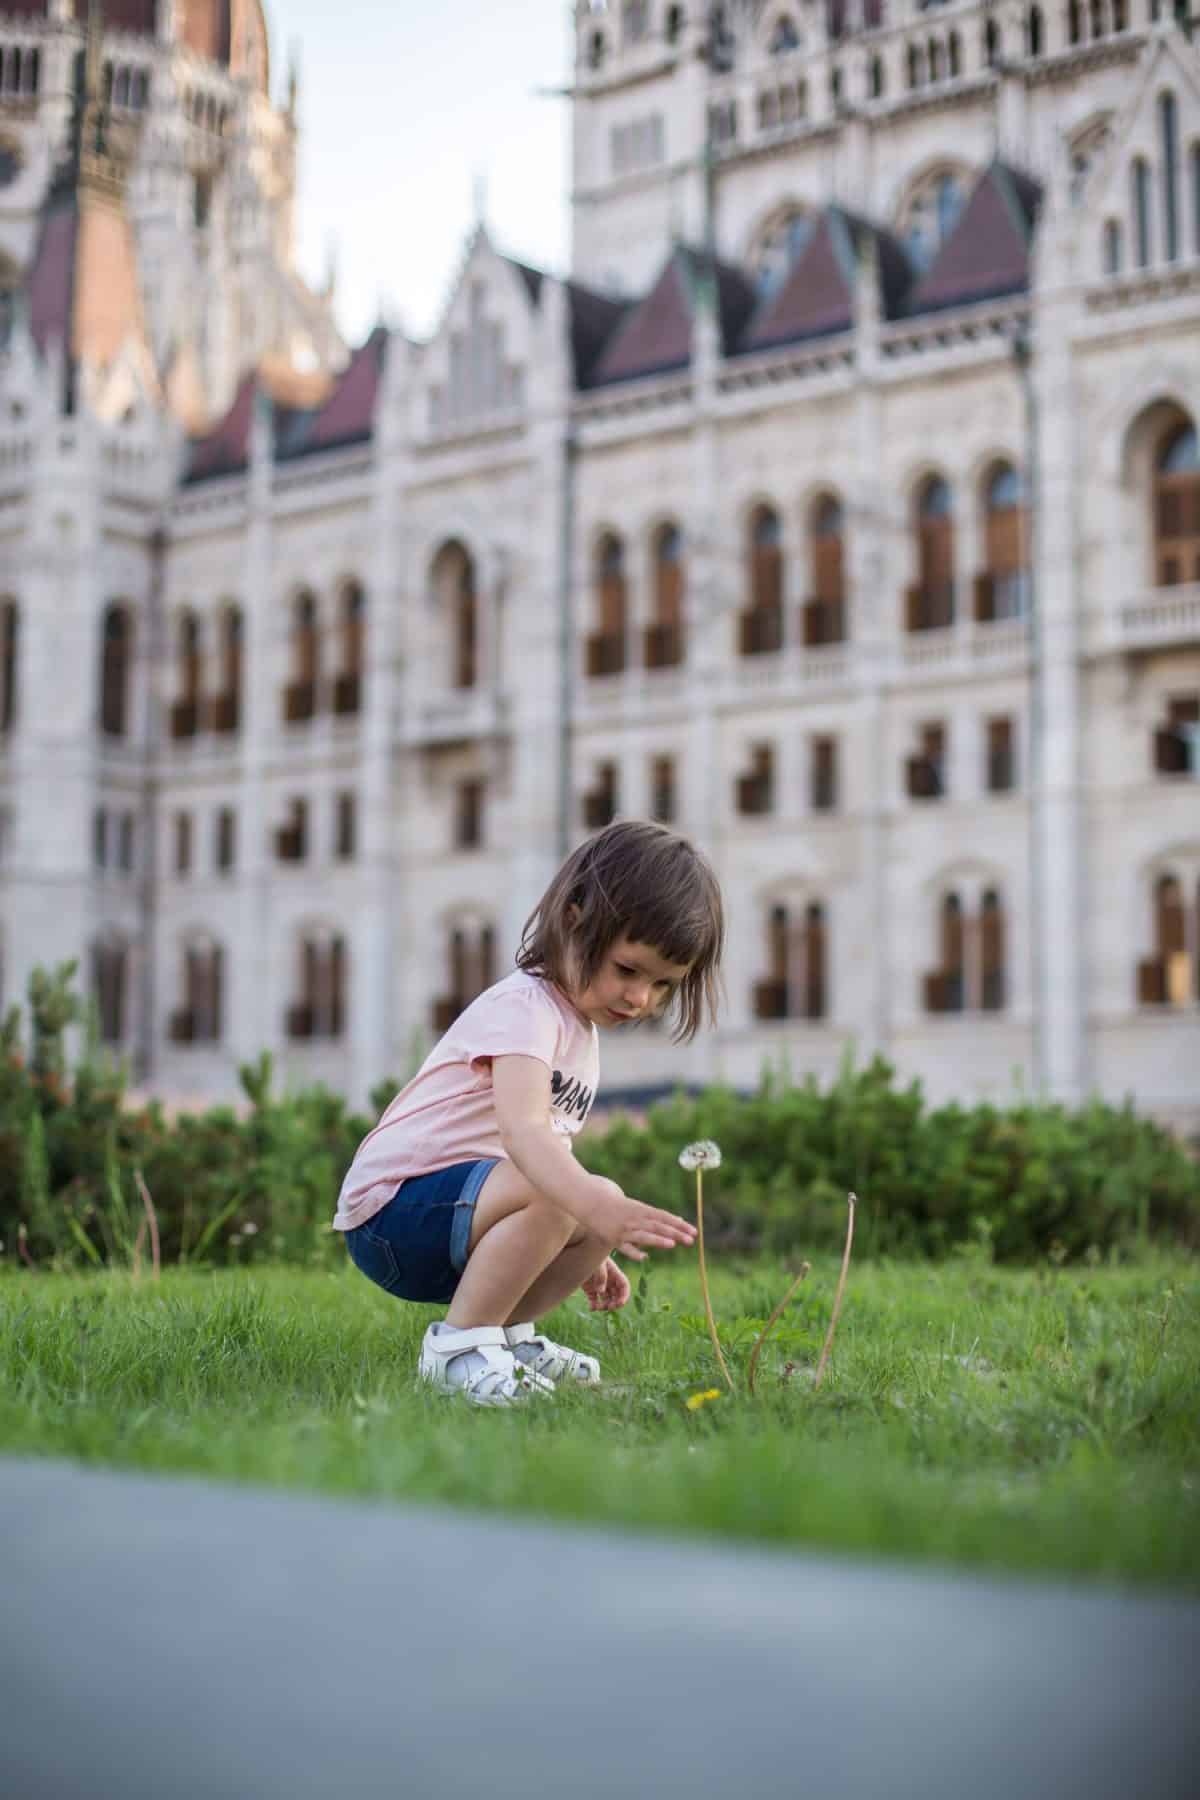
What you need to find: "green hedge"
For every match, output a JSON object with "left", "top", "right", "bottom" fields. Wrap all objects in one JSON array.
[{"left": 1, "top": 965, "right": 1197, "bottom": 1270}]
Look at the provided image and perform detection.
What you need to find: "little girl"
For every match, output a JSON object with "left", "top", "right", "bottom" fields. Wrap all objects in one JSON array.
[{"left": 333, "top": 819, "right": 725, "bottom": 1406}]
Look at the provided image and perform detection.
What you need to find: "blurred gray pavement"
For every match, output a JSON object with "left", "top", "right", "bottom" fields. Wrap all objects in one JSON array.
[{"left": 1, "top": 1454, "right": 1197, "bottom": 1800}]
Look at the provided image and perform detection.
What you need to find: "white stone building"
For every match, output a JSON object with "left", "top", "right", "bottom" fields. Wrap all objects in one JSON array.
[{"left": 0, "top": 0, "right": 1198, "bottom": 1129}]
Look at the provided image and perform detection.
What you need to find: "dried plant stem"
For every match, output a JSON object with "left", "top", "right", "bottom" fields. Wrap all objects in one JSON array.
[
  {"left": 135, "top": 1169, "right": 161, "bottom": 1281},
  {"left": 813, "top": 1191, "right": 857, "bottom": 1393},
  {"left": 695, "top": 1168, "right": 734, "bottom": 1391},
  {"left": 747, "top": 1261, "right": 811, "bottom": 1397}
]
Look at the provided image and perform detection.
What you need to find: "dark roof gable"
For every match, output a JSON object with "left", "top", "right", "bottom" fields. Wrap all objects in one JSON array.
[{"left": 907, "top": 162, "right": 1042, "bottom": 316}]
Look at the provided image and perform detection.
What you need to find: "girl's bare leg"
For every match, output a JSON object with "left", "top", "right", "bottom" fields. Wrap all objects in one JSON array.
[{"left": 446, "top": 1162, "right": 608, "bottom": 1329}]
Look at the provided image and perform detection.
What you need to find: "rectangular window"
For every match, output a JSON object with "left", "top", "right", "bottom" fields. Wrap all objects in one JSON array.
[
  {"left": 117, "top": 812, "right": 135, "bottom": 874},
  {"left": 736, "top": 745, "right": 775, "bottom": 816},
  {"left": 454, "top": 779, "right": 484, "bottom": 851},
  {"left": 811, "top": 737, "right": 838, "bottom": 812},
  {"left": 93, "top": 806, "right": 107, "bottom": 871},
  {"left": 174, "top": 810, "right": 192, "bottom": 877},
  {"left": 275, "top": 798, "right": 308, "bottom": 862},
  {"left": 215, "top": 806, "right": 236, "bottom": 872},
  {"left": 650, "top": 754, "right": 676, "bottom": 824},
  {"left": 336, "top": 791, "right": 357, "bottom": 861},
  {"left": 986, "top": 717, "right": 1015, "bottom": 793},
  {"left": 907, "top": 724, "right": 946, "bottom": 800}
]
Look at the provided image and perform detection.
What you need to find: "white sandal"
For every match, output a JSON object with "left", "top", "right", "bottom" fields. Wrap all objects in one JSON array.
[
  {"left": 505, "top": 1322, "right": 601, "bottom": 1386},
  {"left": 419, "top": 1324, "right": 555, "bottom": 1407}
]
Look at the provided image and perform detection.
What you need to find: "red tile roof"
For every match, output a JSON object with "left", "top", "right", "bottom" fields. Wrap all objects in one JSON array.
[
  {"left": 278, "top": 328, "right": 388, "bottom": 460},
  {"left": 907, "top": 163, "right": 1042, "bottom": 315},
  {"left": 184, "top": 372, "right": 256, "bottom": 483}
]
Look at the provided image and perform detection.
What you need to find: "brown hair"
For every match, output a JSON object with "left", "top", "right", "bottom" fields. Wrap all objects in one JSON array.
[{"left": 516, "top": 819, "right": 724, "bottom": 1042}]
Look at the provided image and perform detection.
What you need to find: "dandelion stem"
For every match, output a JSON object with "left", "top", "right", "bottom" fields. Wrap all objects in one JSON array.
[
  {"left": 747, "top": 1261, "right": 811, "bottom": 1397},
  {"left": 135, "top": 1169, "right": 161, "bottom": 1281},
  {"left": 813, "top": 1191, "right": 856, "bottom": 1394},
  {"left": 695, "top": 1168, "right": 734, "bottom": 1391}
]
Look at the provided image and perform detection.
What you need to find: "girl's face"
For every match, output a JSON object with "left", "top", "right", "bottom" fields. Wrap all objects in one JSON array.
[{"left": 568, "top": 935, "right": 692, "bottom": 1030}]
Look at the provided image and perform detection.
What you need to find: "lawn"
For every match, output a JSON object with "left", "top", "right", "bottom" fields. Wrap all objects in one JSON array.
[{"left": 2, "top": 1251, "right": 1196, "bottom": 1590}]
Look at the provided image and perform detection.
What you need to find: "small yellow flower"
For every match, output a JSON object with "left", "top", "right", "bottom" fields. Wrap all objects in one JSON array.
[{"left": 685, "top": 1388, "right": 722, "bottom": 1412}]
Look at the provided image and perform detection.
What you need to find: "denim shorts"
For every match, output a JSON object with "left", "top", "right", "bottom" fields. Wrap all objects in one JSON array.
[{"left": 344, "top": 1159, "right": 498, "bottom": 1304}]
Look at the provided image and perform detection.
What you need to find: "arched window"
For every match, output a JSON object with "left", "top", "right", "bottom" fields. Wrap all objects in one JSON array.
[
  {"left": 1132, "top": 157, "right": 1152, "bottom": 268},
  {"left": 802, "top": 902, "right": 827, "bottom": 1020},
  {"left": 431, "top": 543, "right": 477, "bottom": 690},
  {"left": 334, "top": 580, "right": 365, "bottom": 715},
  {"left": 0, "top": 599, "right": 17, "bottom": 733},
  {"left": 213, "top": 605, "right": 242, "bottom": 733},
  {"left": 804, "top": 495, "right": 847, "bottom": 645},
  {"left": 899, "top": 169, "right": 967, "bottom": 272},
  {"left": 1068, "top": 0, "right": 1082, "bottom": 42},
  {"left": 288, "top": 932, "right": 347, "bottom": 1040},
  {"left": 1160, "top": 93, "right": 1180, "bottom": 263},
  {"left": 753, "top": 899, "right": 828, "bottom": 1020},
  {"left": 976, "top": 463, "right": 1028, "bottom": 621},
  {"left": 906, "top": 477, "right": 955, "bottom": 631},
  {"left": 1153, "top": 422, "right": 1200, "bottom": 587},
  {"left": 1138, "top": 874, "right": 1194, "bottom": 1006},
  {"left": 742, "top": 506, "right": 784, "bottom": 655},
  {"left": 948, "top": 31, "right": 961, "bottom": 76},
  {"left": 171, "top": 612, "right": 203, "bottom": 740},
  {"left": 770, "top": 14, "right": 801, "bottom": 55},
  {"left": 980, "top": 890, "right": 1006, "bottom": 1011},
  {"left": 1103, "top": 219, "right": 1123, "bottom": 274},
  {"left": 284, "top": 591, "right": 319, "bottom": 723},
  {"left": 90, "top": 938, "right": 127, "bottom": 1046},
  {"left": 925, "top": 893, "right": 966, "bottom": 1012},
  {"left": 434, "top": 919, "right": 496, "bottom": 1029},
  {"left": 588, "top": 533, "right": 627, "bottom": 677},
  {"left": 869, "top": 54, "right": 885, "bottom": 98},
  {"left": 646, "top": 524, "right": 685, "bottom": 669},
  {"left": 984, "top": 19, "right": 1000, "bottom": 64},
  {"left": 587, "top": 28, "right": 606, "bottom": 69},
  {"left": 1090, "top": 0, "right": 1104, "bottom": 38},
  {"left": 171, "top": 938, "right": 223, "bottom": 1045},
  {"left": 929, "top": 39, "right": 944, "bottom": 82},
  {"left": 100, "top": 603, "right": 133, "bottom": 738},
  {"left": 1026, "top": 5, "right": 1043, "bottom": 54},
  {"left": 749, "top": 206, "right": 813, "bottom": 295}
]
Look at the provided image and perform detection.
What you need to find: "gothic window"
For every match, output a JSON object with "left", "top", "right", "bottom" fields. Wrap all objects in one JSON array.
[
  {"left": 975, "top": 462, "right": 1028, "bottom": 621},
  {"left": 749, "top": 206, "right": 813, "bottom": 295},
  {"left": 275, "top": 797, "right": 308, "bottom": 863},
  {"left": 869, "top": 55, "right": 885, "bottom": 98},
  {"left": 283, "top": 591, "right": 319, "bottom": 723},
  {"left": 753, "top": 900, "right": 827, "bottom": 1021},
  {"left": 926, "top": 893, "right": 966, "bottom": 1012},
  {"left": 898, "top": 169, "right": 968, "bottom": 272},
  {"left": 1103, "top": 219, "right": 1123, "bottom": 273},
  {"left": 215, "top": 806, "right": 236, "bottom": 873},
  {"left": 980, "top": 890, "right": 1006, "bottom": 1010},
  {"left": 287, "top": 932, "right": 347, "bottom": 1041},
  {"left": 583, "top": 760, "right": 619, "bottom": 830},
  {"left": 985, "top": 717, "right": 1017, "bottom": 793},
  {"left": 804, "top": 494, "right": 846, "bottom": 645},
  {"left": 117, "top": 812, "right": 134, "bottom": 875},
  {"left": 334, "top": 580, "right": 365, "bottom": 716},
  {"left": 171, "top": 938, "right": 223, "bottom": 1044},
  {"left": 906, "top": 476, "right": 955, "bottom": 631},
  {"left": 453, "top": 778, "right": 484, "bottom": 851},
  {"left": 430, "top": 543, "right": 477, "bottom": 691},
  {"left": 948, "top": 30, "right": 961, "bottom": 75},
  {"left": 646, "top": 524, "right": 685, "bottom": 668},
  {"left": 929, "top": 40, "right": 944, "bottom": 82},
  {"left": 736, "top": 743, "right": 775, "bottom": 816},
  {"left": 100, "top": 603, "right": 133, "bottom": 738},
  {"left": 171, "top": 611, "right": 202, "bottom": 740},
  {"left": 335, "top": 791, "right": 357, "bottom": 860},
  {"left": 908, "top": 43, "right": 925, "bottom": 87},
  {"left": 90, "top": 938, "right": 128, "bottom": 1046},
  {"left": 1153, "top": 422, "right": 1200, "bottom": 587},
  {"left": 666, "top": 6, "right": 685, "bottom": 46},
  {"left": 984, "top": 19, "right": 1001, "bottom": 63},
  {"left": 650, "top": 753, "right": 676, "bottom": 823},
  {"left": 1138, "top": 872, "right": 1199, "bottom": 1007},
  {"left": 741, "top": 506, "right": 784, "bottom": 654},
  {"left": 770, "top": 14, "right": 802, "bottom": 55},
  {"left": 811, "top": 737, "right": 838, "bottom": 811},
  {"left": 212, "top": 604, "right": 241, "bottom": 733},
  {"left": 433, "top": 920, "right": 496, "bottom": 1029},
  {"left": 1160, "top": 92, "right": 1180, "bottom": 263},
  {"left": 1089, "top": 0, "right": 1104, "bottom": 37},
  {"left": 907, "top": 722, "right": 948, "bottom": 799},
  {"left": 587, "top": 534, "right": 627, "bottom": 677},
  {"left": 1026, "top": 5, "right": 1043, "bottom": 55},
  {"left": 1132, "top": 157, "right": 1152, "bottom": 268},
  {"left": 0, "top": 599, "right": 17, "bottom": 732},
  {"left": 174, "top": 810, "right": 192, "bottom": 877},
  {"left": 588, "top": 29, "right": 606, "bottom": 70},
  {"left": 1068, "top": 0, "right": 1082, "bottom": 42}
]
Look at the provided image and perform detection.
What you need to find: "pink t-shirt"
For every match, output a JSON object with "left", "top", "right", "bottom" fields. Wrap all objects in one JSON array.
[{"left": 332, "top": 969, "right": 600, "bottom": 1232}]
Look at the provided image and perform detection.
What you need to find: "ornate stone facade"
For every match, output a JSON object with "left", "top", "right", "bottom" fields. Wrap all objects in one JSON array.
[{"left": 1, "top": 1, "right": 1198, "bottom": 1128}]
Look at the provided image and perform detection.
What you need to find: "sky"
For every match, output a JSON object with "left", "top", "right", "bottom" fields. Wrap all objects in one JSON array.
[{"left": 268, "top": 1, "right": 573, "bottom": 346}]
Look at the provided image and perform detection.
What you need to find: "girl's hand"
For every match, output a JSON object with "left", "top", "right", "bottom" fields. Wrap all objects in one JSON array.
[
  {"left": 582, "top": 1258, "right": 631, "bottom": 1312},
  {"left": 583, "top": 1177, "right": 697, "bottom": 1260}
]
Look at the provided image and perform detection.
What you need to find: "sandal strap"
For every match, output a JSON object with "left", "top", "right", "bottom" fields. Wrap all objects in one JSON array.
[{"left": 433, "top": 1325, "right": 508, "bottom": 1354}]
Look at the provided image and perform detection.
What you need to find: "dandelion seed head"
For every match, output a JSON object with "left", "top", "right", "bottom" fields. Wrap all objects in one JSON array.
[{"left": 678, "top": 1139, "right": 722, "bottom": 1171}]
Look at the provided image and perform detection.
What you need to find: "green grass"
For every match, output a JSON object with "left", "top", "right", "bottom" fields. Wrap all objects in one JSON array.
[{"left": 2, "top": 1251, "right": 1197, "bottom": 1590}]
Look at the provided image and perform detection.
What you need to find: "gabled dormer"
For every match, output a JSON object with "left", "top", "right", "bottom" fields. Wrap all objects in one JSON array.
[
  {"left": 906, "top": 162, "right": 1042, "bottom": 316},
  {"left": 420, "top": 227, "right": 544, "bottom": 439},
  {"left": 740, "top": 208, "right": 910, "bottom": 353},
  {"left": 586, "top": 242, "right": 756, "bottom": 386}
]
